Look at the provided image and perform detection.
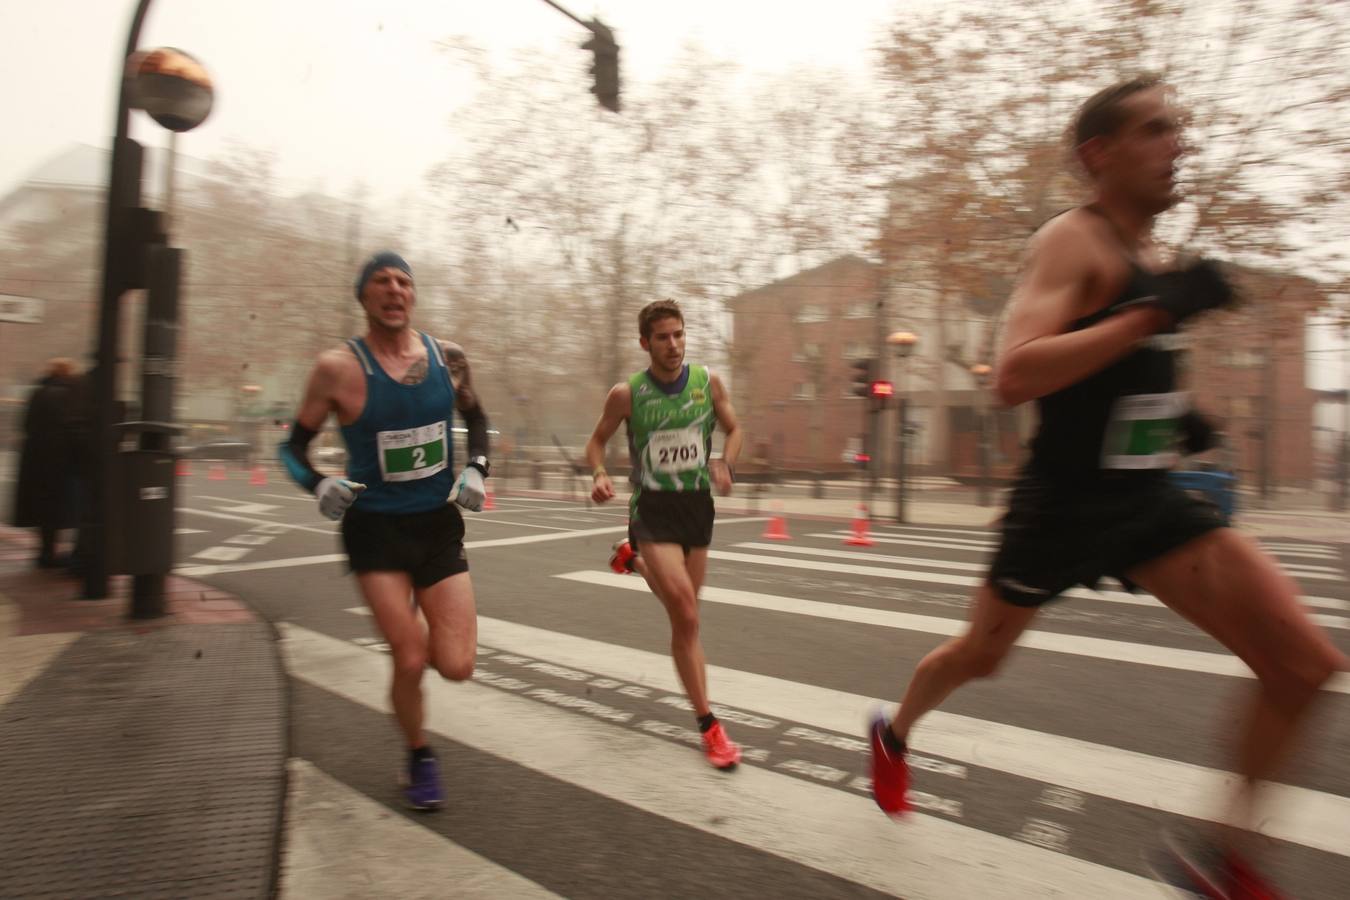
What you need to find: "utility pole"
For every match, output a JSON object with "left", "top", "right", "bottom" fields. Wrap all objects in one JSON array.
[{"left": 85, "top": 2, "right": 213, "bottom": 607}]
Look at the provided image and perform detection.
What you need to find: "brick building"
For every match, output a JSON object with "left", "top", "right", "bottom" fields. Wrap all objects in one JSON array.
[{"left": 731, "top": 254, "right": 1331, "bottom": 488}]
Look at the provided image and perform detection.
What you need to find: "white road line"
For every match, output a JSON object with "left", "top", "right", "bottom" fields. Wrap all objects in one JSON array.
[
  {"left": 875, "top": 524, "right": 996, "bottom": 539},
  {"left": 179, "top": 507, "right": 338, "bottom": 536},
  {"left": 1262, "top": 548, "right": 1340, "bottom": 560},
  {"left": 485, "top": 497, "right": 571, "bottom": 504},
  {"left": 259, "top": 492, "right": 313, "bottom": 504},
  {"left": 719, "top": 545, "right": 1349, "bottom": 612},
  {"left": 1281, "top": 564, "right": 1346, "bottom": 582},
  {"left": 1262, "top": 542, "right": 1337, "bottom": 552},
  {"left": 1312, "top": 614, "right": 1349, "bottom": 631},
  {"left": 556, "top": 570, "right": 1350, "bottom": 698},
  {"left": 192, "top": 546, "right": 251, "bottom": 562},
  {"left": 279, "top": 759, "right": 561, "bottom": 900},
  {"left": 816, "top": 531, "right": 996, "bottom": 551},
  {"left": 738, "top": 541, "right": 988, "bottom": 573},
  {"left": 818, "top": 532, "right": 1341, "bottom": 563},
  {"left": 174, "top": 523, "right": 636, "bottom": 577},
  {"left": 174, "top": 528, "right": 207, "bottom": 535},
  {"left": 194, "top": 496, "right": 282, "bottom": 516},
  {"left": 282, "top": 624, "right": 1160, "bottom": 898},
  {"left": 466, "top": 615, "right": 1350, "bottom": 859},
  {"left": 467, "top": 517, "right": 575, "bottom": 531}
]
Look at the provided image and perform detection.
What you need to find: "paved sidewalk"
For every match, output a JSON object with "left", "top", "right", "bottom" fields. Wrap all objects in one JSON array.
[{"left": 0, "top": 526, "right": 286, "bottom": 900}]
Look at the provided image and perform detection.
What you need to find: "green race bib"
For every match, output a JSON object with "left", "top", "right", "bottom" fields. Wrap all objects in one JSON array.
[
  {"left": 1101, "top": 392, "right": 1187, "bottom": 470},
  {"left": 376, "top": 421, "right": 448, "bottom": 482}
]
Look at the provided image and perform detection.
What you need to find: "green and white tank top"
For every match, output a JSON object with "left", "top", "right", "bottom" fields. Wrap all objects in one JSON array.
[{"left": 626, "top": 365, "right": 715, "bottom": 493}]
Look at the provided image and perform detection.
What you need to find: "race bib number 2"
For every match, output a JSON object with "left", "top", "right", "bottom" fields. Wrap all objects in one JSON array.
[
  {"left": 377, "top": 421, "right": 447, "bottom": 482},
  {"left": 648, "top": 426, "right": 706, "bottom": 475}
]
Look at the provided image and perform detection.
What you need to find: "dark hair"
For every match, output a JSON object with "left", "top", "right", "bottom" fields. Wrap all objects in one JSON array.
[
  {"left": 638, "top": 299, "right": 683, "bottom": 339},
  {"left": 1072, "top": 73, "right": 1163, "bottom": 147}
]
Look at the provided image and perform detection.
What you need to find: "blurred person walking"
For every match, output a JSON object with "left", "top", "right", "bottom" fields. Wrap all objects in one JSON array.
[{"left": 10, "top": 358, "right": 84, "bottom": 570}]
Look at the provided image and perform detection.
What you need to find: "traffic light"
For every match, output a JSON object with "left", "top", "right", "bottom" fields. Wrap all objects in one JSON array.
[
  {"left": 869, "top": 381, "right": 894, "bottom": 399},
  {"left": 581, "top": 20, "right": 621, "bottom": 113},
  {"left": 850, "top": 359, "right": 875, "bottom": 398}
]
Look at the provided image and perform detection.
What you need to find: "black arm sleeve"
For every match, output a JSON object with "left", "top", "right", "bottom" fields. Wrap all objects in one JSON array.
[
  {"left": 278, "top": 422, "right": 323, "bottom": 493},
  {"left": 461, "top": 402, "right": 490, "bottom": 462}
]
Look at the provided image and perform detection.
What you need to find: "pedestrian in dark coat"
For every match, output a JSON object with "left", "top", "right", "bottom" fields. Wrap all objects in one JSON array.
[{"left": 10, "top": 358, "right": 82, "bottom": 567}]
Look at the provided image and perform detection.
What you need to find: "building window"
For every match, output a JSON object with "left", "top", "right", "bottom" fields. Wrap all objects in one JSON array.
[
  {"left": 793, "top": 382, "right": 816, "bottom": 401},
  {"left": 791, "top": 342, "right": 822, "bottom": 363},
  {"left": 1222, "top": 349, "right": 1262, "bottom": 369},
  {"left": 844, "top": 301, "right": 873, "bottom": 319},
  {"left": 843, "top": 341, "right": 867, "bottom": 361},
  {"left": 794, "top": 304, "right": 827, "bottom": 324}
]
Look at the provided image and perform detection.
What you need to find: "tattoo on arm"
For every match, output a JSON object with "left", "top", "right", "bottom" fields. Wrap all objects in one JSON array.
[{"left": 440, "top": 341, "right": 476, "bottom": 410}]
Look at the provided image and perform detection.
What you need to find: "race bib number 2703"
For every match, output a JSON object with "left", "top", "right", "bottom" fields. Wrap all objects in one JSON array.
[{"left": 648, "top": 426, "right": 706, "bottom": 475}]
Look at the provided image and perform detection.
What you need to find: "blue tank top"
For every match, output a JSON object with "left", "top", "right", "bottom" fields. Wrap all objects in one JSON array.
[{"left": 340, "top": 332, "right": 457, "bottom": 514}]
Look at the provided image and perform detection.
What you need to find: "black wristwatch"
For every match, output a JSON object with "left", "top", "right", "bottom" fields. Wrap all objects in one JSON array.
[{"left": 468, "top": 456, "right": 491, "bottom": 478}]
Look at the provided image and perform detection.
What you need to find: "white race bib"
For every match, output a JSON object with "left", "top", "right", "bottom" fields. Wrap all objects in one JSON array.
[
  {"left": 376, "top": 421, "right": 448, "bottom": 482},
  {"left": 1101, "top": 392, "right": 1188, "bottom": 470},
  {"left": 648, "top": 426, "right": 706, "bottom": 475}
]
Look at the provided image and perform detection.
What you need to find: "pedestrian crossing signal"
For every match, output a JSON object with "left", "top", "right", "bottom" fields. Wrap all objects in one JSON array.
[
  {"left": 851, "top": 359, "right": 875, "bottom": 398},
  {"left": 869, "top": 381, "right": 894, "bottom": 399}
]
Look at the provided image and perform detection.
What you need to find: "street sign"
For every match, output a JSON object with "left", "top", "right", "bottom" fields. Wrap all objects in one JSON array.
[{"left": 0, "top": 294, "right": 44, "bottom": 323}]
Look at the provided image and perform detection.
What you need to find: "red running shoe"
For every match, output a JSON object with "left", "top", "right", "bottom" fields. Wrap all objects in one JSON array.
[
  {"left": 869, "top": 713, "right": 911, "bottom": 816},
  {"left": 701, "top": 721, "right": 741, "bottom": 770},
  {"left": 609, "top": 539, "right": 637, "bottom": 574},
  {"left": 1222, "top": 849, "right": 1288, "bottom": 900}
]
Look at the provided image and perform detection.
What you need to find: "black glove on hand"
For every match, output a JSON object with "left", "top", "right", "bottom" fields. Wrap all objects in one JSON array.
[
  {"left": 1179, "top": 410, "right": 1218, "bottom": 455},
  {"left": 1146, "top": 259, "right": 1235, "bottom": 327}
]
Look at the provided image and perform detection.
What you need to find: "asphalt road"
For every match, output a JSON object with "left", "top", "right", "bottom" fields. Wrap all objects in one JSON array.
[{"left": 175, "top": 468, "right": 1350, "bottom": 899}]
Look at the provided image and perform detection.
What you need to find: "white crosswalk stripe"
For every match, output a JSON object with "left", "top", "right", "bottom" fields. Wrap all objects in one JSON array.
[
  {"left": 557, "top": 570, "right": 1350, "bottom": 695},
  {"left": 729, "top": 542, "right": 1350, "bottom": 614}
]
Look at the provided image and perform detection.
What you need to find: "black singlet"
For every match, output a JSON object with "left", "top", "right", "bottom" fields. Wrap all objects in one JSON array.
[{"left": 1025, "top": 208, "right": 1187, "bottom": 483}]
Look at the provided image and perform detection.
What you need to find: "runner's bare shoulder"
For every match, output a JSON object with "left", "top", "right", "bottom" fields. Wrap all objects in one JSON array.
[{"left": 1003, "top": 210, "right": 1104, "bottom": 341}]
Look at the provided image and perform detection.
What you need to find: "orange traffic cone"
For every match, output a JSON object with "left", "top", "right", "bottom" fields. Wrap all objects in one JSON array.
[
  {"left": 761, "top": 502, "right": 792, "bottom": 541},
  {"left": 209, "top": 463, "right": 226, "bottom": 481},
  {"left": 249, "top": 465, "right": 267, "bottom": 486},
  {"left": 483, "top": 487, "right": 496, "bottom": 510},
  {"left": 844, "top": 504, "right": 874, "bottom": 547},
  {"left": 175, "top": 458, "right": 191, "bottom": 477}
]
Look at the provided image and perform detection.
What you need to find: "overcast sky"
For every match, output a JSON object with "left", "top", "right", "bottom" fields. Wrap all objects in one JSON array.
[
  {"left": 2, "top": 0, "right": 1345, "bottom": 391},
  {"left": 0, "top": 0, "right": 898, "bottom": 199}
]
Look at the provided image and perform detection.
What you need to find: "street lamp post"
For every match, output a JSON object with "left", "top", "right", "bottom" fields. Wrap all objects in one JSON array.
[
  {"left": 970, "top": 363, "right": 993, "bottom": 507},
  {"left": 84, "top": 6, "right": 213, "bottom": 615},
  {"left": 887, "top": 330, "right": 918, "bottom": 523}
]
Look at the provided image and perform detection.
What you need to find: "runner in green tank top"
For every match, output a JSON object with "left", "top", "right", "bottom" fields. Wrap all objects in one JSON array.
[
  {"left": 585, "top": 299, "right": 745, "bottom": 770},
  {"left": 625, "top": 363, "right": 715, "bottom": 498}
]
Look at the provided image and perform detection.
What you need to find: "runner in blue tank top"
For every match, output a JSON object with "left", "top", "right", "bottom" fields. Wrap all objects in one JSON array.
[{"left": 279, "top": 251, "right": 492, "bottom": 811}]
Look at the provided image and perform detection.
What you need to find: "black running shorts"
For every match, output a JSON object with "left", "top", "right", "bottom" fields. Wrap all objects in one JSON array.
[
  {"left": 340, "top": 503, "right": 468, "bottom": 588},
  {"left": 629, "top": 489, "right": 715, "bottom": 552},
  {"left": 988, "top": 469, "right": 1227, "bottom": 607}
]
